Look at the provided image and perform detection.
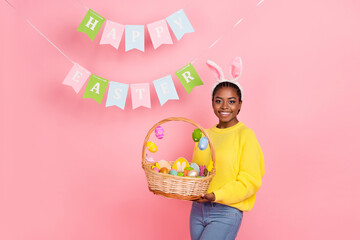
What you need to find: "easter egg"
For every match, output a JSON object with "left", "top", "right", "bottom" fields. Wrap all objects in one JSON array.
[
  {"left": 155, "top": 126, "right": 164, "bottom": 139},
  {"left": 204, "top": 168, "right": 209, "bottom": 176},
  {"left": 152, "top": 167, "right": 160, "bottom": 172},
  {"left": 151, "top": 162, "right": 160, "bottom": 170},
  {"left": 159, "top": 167, "right": 169, "bottom": 174},
  {"left": 190, "top": 163, "right": 200, "bottom": 175},
  {"left": 198, "top": 137, "right": 209, "bottom": 150},
  {"left": 146, "top": 141, "right": 157, "bottom": 153},
  {"left": 169, "top": 170, "right": 178, "bottom": 176},
  {"left": 199, "top": 165, "right": 206, "bottom": 176},
  {"left": 192, "top": 129, "right": 202, "bottom": 142},
  {"left": 187, "top": 170, "right": 199, "bottom": 177},
  {"left": 158, "top": 160, "right": 172, "bottom": 170},
  {"left": 177, "top": 172, "right": 184, "bottom": 177},
  {"left": 184, "top": 169, "right": 189, "bottom": 176},
  {"left": 172, "top": 157, "right": 190, "bottom": 172}
]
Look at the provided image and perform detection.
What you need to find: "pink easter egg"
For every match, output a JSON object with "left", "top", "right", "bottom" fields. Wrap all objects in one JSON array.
[{"left": 155, "top": 126, "right": 164, "bottom": 139}]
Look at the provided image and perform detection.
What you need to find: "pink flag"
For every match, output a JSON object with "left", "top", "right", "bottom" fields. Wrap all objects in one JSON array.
[
  {"left": 131, "top": 83, "right": 151, "bottom": 109},
  {"left": 100, "top": 20, "right": 125, "bottom": 49},
  {"left": 62, "top": 63, "right": 91, "bottom": 94},
  {"left": 147, "top": 19, "right": 173, "bottom": 49}
]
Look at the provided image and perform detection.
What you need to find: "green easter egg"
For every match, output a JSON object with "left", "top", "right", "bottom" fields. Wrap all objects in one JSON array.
[
  {"left": 192, "top": 129, "right": 202, "bottom": 142},
  {"left": 177, "top": 172, "right": 184, "bottom": 177}
]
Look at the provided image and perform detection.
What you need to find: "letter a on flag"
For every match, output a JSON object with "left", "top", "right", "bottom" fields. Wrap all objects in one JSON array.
[
  {"left": 62, "top": 63, "right": 91, "bottom": 94},
  {"left": 77, "top": 9, "right": 105, "bottom": 40},
  {"left": 100, "top": 20, "right": 124, "bottom": 49},
  {"left": 83, "top": 75, "right": 109, "bottom": 104},
  {"left": 175, "top": 63, "right": 203, "bottom": 93}
]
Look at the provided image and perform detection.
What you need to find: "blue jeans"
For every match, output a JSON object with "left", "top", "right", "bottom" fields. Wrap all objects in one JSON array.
[{"left": 190, "top": 202, "right": 243, "bottom": 240}]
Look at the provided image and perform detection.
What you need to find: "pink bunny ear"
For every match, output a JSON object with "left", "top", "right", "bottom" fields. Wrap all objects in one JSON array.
[
  {"left": 229, "top": 57, "right": 243, "bottom": 81},
  {"left": 206, "top": 60, "right": 224, "bottom": 81}
]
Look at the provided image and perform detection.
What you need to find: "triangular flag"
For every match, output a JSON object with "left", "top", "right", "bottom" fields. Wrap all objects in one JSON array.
[
  {"left": 100, "top": 20, "right": 125, "bottom": 49},
  {"left": 131, "top": 83, "right": 151, "bottom": 109},
  {"left": 166, "top": 9, "right": 194, "bottom": 40},
  {"left": 105, "top": 82, "right": 129, "bottom": 109},
  {"left": 175, "top": 63, "right": 203, "bottom": 93},
  {"left": 62, "top": 63, "right": 91, "bottom": 94},
  {"left": 153, "top": 75, "right": 179, "bottom": 106},
  {"left": 83, "top": 74, "right": 109, "bottom": 104},
  {"left": 77, "top": 9, "right": 105, "bottom": 41},
  {"left": 125, "top": 25, "right": 145, "bottom": 52},
  {"left": 147, "top": 19, "right": 173, "bottom": 49}
]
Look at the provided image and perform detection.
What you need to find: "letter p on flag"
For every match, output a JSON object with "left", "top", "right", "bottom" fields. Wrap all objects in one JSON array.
[
  {"left": 77, "top": 9, "right": 105, "bottom": 40},
  {"left": 175, "top": 63, "right": 203, "bottom": 93}
]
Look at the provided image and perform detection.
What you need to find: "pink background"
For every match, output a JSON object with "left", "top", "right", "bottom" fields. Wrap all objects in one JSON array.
[{"left": 1, "top": 0, "right": 360, "bottom": 239}]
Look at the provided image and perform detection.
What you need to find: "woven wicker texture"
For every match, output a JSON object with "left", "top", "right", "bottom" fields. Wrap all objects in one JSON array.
[{"left": 142, "top": 117, "right": 216, "bottom": 201}]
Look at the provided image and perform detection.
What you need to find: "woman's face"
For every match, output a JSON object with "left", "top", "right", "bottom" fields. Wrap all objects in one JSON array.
[{"left": 212, "top": 87, "right": 242, "bottom": 128}]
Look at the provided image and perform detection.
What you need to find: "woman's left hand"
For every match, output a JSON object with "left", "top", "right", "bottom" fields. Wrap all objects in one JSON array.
[{"left": 196, "top": 193, "right": 215, "bottom": 203}]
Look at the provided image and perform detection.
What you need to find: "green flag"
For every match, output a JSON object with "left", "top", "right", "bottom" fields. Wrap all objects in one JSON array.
[
  {"left": 175, "top": 63, "right": 203, "bottom": 93},
  {"left": 83, "top": 75, "right": 109, "bottom": 104},
  {"left": 77, "top": 9, "right": 105, "bottom": 41}
]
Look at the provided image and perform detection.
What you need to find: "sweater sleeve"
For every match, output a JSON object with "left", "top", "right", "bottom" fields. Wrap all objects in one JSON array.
[{"left": 213, "top": 130, "right": 265, "bottom": 205}]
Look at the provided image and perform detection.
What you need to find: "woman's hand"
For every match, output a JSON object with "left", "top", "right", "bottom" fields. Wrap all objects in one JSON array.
[{"left": 196, "top": 193, "right": 215, "bottom": 203}]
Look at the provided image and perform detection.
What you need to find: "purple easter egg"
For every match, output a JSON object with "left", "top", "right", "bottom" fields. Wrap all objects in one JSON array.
[{"left": 155, "top": 126, "right": 164, "bottom": 139}]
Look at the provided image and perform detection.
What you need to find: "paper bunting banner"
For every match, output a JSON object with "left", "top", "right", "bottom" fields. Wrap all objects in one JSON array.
[
  {"left": 125, "top": 25, "right": 145, "bottom": 52},
  {"left": 131, "top": 83, "right": 151, "bottom": 109},
  {"left": 100, "top": 20, "right": 125, "bottom": 49},
  {"left": 147, "top": 19, "right": 173, "bottom": 49},
  {"left": 176, "top": 63, "right": 203, "bottom": 93},
  {"left": 106, "top": 82, "right": 129, "bottom": 109},
  {"left": 166, "top": 9, "right": 194, "bottom": 41},
  {"left": 77, "top": 9, "right": 105, "bottom": 41},
  {"left": 62, "top": 63, "right": 91, "bottom": 93},
  {"left": 83, "top": 74, "right": 109, "bottom": 103},
  {"left": 153, "top": 75, "right": 179, "bottom": 106}
]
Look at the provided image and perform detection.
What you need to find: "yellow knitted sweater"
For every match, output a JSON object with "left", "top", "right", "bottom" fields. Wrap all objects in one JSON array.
[{"left": 192, "top": 122, "right": 265, "bottom": 212}]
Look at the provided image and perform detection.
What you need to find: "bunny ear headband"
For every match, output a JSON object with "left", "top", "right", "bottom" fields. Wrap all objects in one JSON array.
[{"left": 207, "top": 57, "right": 244, "bottom": 100}]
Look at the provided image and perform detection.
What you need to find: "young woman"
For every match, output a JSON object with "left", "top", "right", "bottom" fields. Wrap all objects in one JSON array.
[{"left": 190, "top": 58, "right": 265, "bottom": 240}]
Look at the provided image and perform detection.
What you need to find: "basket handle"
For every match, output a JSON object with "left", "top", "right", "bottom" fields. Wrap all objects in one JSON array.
[{"left": 142, "top": 117, "right": 216, "bottom": 175}]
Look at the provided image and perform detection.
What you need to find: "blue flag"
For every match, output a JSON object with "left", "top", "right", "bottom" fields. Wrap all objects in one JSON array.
[
  {"left": 166, "top": 9, "right": 194, "bottom": 40},
  {"left": 125, "top": 25, "right": 145, "bottom": 52},
  {"left": 153, "top": 75, "right": 179, "bottom": 106},
  {"left": 105, "top": 82, "right": 129, "bottom": 109}
]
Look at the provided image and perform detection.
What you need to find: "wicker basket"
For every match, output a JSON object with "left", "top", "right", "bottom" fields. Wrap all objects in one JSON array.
[{"left": 142, "top": 117, "right": 216, "bottom": 201}]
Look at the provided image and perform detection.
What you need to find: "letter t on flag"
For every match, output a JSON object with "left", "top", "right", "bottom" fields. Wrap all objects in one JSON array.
[
  {"left": 175, "top": 63, "right": 203, "bottom": 93},
  {"left": 131, "top": 83, "right": 151, "bottom": 109},
  {"left": 77, "top": 9, "right": 105, "bottom": 40}
]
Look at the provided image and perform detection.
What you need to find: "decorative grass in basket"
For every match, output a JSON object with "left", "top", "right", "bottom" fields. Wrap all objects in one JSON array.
[{"left": 142, "top": 117, "right": 216, "bottom": 201}]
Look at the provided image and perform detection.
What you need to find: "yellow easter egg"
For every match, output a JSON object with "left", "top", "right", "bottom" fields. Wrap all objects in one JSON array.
[
  {"left": 146, "top": 141, "right": 157, "bottom": 153},
  {"left": 172, "top": 157, "right": 190, "bottom": 172}
]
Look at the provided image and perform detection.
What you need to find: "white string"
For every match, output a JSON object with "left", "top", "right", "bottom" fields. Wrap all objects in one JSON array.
[
  {"left": 191, "top": 1, "right": 264, "bottom": 64},
  {"left": 257, "top": 0, "right": 265, "bottom": 7},
  {"left": 74, "top": 0, "right": 89, "bottom": 10},
  {"left": 4, "top": 0, "right": 75, "bottom": 64}
]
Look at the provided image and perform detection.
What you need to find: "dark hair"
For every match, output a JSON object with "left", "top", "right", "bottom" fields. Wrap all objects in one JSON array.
[{"left": 212, "top": 81, "right": 242, "bottom": 102}]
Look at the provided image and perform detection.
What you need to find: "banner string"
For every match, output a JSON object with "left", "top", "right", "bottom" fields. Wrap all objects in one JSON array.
[
  {"left": 4, "top": 0, "right": 75, "bottom": 64},
  {"left": 3, "top": 0, "right": 265, "bottom": 69}
]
